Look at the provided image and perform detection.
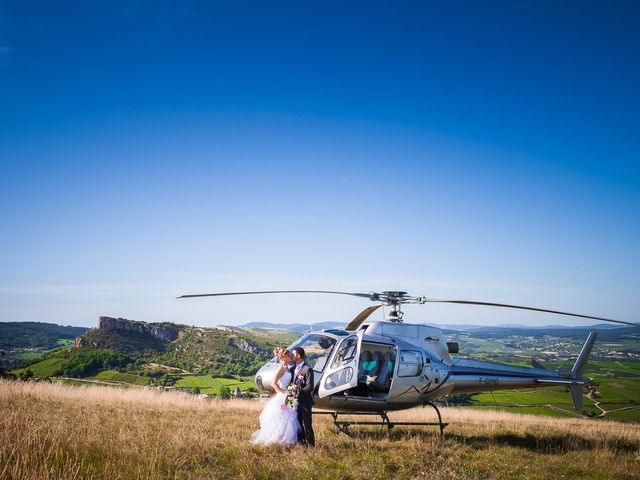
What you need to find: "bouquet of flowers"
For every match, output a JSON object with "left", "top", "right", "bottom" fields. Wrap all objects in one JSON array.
[{"left": 284, "top": 382, "right": 300, "bottom": 410}]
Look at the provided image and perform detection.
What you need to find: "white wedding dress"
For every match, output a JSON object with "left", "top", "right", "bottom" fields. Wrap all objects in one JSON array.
[{"left": 251, "top": 370, "right": 300, "bottom": 446}]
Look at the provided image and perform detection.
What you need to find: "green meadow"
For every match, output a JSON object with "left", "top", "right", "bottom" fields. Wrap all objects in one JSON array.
[
  {"left": 93, "top": 370, "right": 151, "bottom": 385},
  {"left": 173, "top": 375, "right": 256, "bottom": 394},
  {"left": 13, "top": 355, "right": 65, "bottom": 377}
]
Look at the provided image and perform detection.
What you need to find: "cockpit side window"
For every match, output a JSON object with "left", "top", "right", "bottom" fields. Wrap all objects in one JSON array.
[
  {"left": 398, "top": 350, "right": 423, "bottom": 377},
  {"left": 289, "top": 334, "right": 337, "bottom": 374},
  {"left": 330, "top": 336, "right": 358, "bottom": 369}
]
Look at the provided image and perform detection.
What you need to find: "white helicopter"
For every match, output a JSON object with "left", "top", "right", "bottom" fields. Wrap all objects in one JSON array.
[{"left": 178, "top": 290, "right": 639, "bottom": 435}]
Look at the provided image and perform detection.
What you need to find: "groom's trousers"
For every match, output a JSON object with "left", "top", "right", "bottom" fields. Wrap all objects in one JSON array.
[{"left": 297, "top": 402, "right": 315, "bottom": 447}]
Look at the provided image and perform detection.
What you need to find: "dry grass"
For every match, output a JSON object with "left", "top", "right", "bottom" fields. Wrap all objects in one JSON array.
[{"left": 2, "top": 380, "right": 639, "bottom": 480}]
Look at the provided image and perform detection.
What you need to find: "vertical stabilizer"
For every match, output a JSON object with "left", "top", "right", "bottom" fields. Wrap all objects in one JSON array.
[
  {"left": 569, "top": 384, "right": 583, "bottom": 410},
  {"left": 571, "top": 330, "right": 597, "bottom": 378}
]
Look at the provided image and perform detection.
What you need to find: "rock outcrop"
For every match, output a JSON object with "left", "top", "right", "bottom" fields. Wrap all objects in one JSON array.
[
  {"left": 71, "top": 317, "right": 280, "bottom": 375},
  {"left": 233, "top": 338, "right": 260, "bottom": 355},
  {"left": 97, "top": 317, "right": 179, "bottom": 341},
  {"left": 74, "top": 317, "right": 179, "bottom": 348}
]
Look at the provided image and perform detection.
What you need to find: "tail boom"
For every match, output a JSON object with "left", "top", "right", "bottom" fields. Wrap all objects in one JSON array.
[{"left": 447, "top": 331, "right": 597, "bottom": 410}]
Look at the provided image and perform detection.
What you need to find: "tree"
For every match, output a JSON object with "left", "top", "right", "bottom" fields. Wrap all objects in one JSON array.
[
  {"left": 0, "top": 366, "right": 16, "bottom": 380},
  {"left": 191, "top": 386, "right": 201, "bottom": 395},
  {"left": 219, "top": 385, "right": 231, "bottom": 399}
]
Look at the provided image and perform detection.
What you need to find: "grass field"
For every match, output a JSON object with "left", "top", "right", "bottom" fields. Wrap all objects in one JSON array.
[
  {"left": 12, "top": 352, "right": 42, "bottom": 361},
  {"left": 12, "top": 357, "right": 256, "bottom": 394},
  {"left": 173, "top": 374, "right": 256, "bottom": 394},
  {"left": 12, "top": 355, "right": 65, "bottom": 377},
  {"left": 52, "top": 338, "right": 74, "bottom": 348},
  {"left": 1, "top": 380, "right": 639, "bottom": 480},
  {"left": 93, "top": 370, "right": 150, "bottom": 386}
]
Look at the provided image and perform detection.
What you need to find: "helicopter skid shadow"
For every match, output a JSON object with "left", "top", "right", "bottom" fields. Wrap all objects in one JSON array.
[{"left": 331, "top": 426, "right": 444, "bottom": 443}]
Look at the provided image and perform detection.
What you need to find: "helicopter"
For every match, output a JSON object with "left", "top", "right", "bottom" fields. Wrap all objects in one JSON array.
[{"left": 178, "top": 290, "right": 639, "bottom": 436}]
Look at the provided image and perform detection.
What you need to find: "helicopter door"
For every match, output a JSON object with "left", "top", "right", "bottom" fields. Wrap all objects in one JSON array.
[{"left": 318, "top": 330, "right": 364, "bottom": 398}]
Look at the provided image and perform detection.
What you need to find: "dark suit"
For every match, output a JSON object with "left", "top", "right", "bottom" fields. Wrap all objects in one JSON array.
[{"left": 294, "top": 362, "right": 315, "bottom": 446}]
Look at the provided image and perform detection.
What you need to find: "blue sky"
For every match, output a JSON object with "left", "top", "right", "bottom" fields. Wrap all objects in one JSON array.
[{"left": 1, "top": 1, "right": 639, "bottom": 328}]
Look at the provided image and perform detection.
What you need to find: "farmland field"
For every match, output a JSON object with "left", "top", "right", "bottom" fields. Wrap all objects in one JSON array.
[
  {"left": 173, "top": 375, "right": 256, "bottom": 394},
  {"left": 93, "top": 370, "right": 150, "bottom": 385},
  {"left": 12, "top": 355, "right": 65, "bottom": 377}
]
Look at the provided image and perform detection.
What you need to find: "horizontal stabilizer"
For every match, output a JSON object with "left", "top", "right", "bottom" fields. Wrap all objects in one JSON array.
[{"left": 537, "top": 379, "right": 585, "bottom": 385}]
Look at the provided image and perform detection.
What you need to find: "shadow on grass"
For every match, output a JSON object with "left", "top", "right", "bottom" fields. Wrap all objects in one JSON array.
[
  {"left": 329, "top": 426, "right": 443, "bottom": 443},
  {"left": 443, "top": 432, "right": 638, "bottom": 454},
  {"left": 329, "top": 427, "right": 638, "bottom": 454}
]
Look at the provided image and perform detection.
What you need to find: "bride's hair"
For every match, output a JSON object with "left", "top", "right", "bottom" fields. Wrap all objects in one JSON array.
[{"left": 273, "top": 347, "right": 290, "bottom": 361}]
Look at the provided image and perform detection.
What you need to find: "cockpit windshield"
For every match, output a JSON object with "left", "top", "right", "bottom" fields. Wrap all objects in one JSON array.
[{"left": 289, "top": 334, "right": 337, "bottom": 374}]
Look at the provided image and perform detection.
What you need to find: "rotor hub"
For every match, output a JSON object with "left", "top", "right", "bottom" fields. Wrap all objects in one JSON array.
[
  {"left": 374, "top": 291, "right": 413, "bottom": 322},
  {"left": 384, "top": 306, "right": 404, "bottom": 322}
]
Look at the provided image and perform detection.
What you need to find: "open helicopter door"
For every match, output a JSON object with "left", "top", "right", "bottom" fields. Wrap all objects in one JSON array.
[{"left": 318, "top": 330, "right": 364, "bottom": 398}]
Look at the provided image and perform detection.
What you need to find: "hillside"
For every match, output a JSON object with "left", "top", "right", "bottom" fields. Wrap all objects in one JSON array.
[
  {"left": 0, "top": 321, "right": 88, "bottom": 369},
  {"left": 75, "top": 327, "right": 169, "bottom": 352},
  {"left": 10, "top": 317, "right": 298, "bottom": 393},
  {"left": 0, "top": 321, "right": 88, "bottom": 349},
  {"left": 2, "top": 380, "right": 639, "bottom": 480}
]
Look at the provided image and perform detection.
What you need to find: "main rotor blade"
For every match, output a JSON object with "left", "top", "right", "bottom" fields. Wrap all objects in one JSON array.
[
  {"left": 425, "top": 299, "right": 640, "bottom": 327},
  {"left": 177, "top": 290, "right": 372, "bottom": 300},
  {"left": 345, "top": 305, "right": 382, "bottom": 331}
]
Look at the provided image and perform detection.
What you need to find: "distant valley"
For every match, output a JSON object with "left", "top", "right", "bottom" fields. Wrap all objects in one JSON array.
[{"left": 0, "top": 321, "right": 89, "bottom": 369}]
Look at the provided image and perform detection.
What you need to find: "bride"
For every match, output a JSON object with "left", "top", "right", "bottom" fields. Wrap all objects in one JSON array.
[{"left": 251, "top": 348, "right": 300, "bottom": 446}]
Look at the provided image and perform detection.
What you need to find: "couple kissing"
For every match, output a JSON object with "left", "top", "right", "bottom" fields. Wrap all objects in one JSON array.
[{"left": 251, "top": 347, "right": 315, "bottom": 447}]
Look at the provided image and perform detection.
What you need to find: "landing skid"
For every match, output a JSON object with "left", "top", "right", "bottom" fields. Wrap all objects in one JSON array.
[{"left": 314, "top": 402, "right": 448, "bottom": 438}]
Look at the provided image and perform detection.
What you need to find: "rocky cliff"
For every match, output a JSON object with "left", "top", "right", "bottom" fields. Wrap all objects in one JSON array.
[
  {"left": 97, "top": 317, "right": 178, "bottom": 341},
  {"left": 233, "top": 338, "right": 261, "bottom": 354},
  {"left": 74, "top": 317, "right": 179, "bottom": 349}
]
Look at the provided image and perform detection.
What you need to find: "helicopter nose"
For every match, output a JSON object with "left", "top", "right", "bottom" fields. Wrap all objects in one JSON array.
[{"left": 255, "top": 362, "right": 278, "bottom": 393}]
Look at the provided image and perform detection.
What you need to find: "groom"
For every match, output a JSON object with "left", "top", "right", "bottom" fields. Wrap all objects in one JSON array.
[{"left": 291, "top": 347, "right": 315, "bottom": 447}]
